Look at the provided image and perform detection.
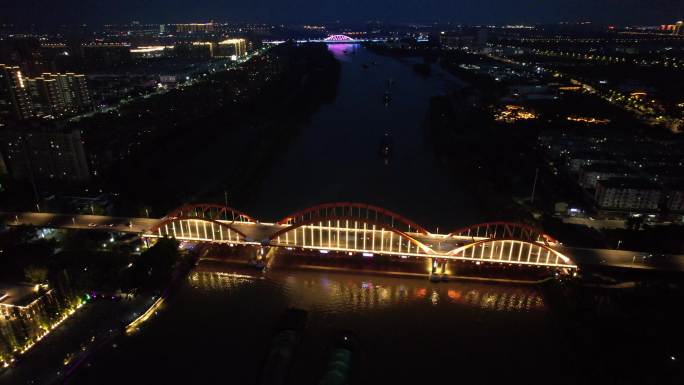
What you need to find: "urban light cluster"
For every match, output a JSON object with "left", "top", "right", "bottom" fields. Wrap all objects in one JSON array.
[
  {"left": 129, "top": 46, "right": 174, "bottom": 53},
  {"left": 1, "top": 299, "right": 85, "bottom": 369},
  {"left": 566, "top": 116, "right": 611, "bottom": 124},
  {"left": 125, "top": 296, "right": 165, "bottom": 335},
  {"left": 495, "top": 105, "right": 538, "bottom": 123}
]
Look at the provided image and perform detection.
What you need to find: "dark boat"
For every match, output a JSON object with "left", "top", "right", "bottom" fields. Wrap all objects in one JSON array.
[
  {"left": 249, "top": 259, "right": 266, "bottom": 270},
  {"left": 362, "top": 63, "right": 369, "bottom": 69},
  {"left": 379, "top": 132, "right": 392, "bottom": 160},
  {"left": 317, "top": 331, "right": 359, "bottom": 385},
  {"left": 258, "top": 308, "right": 308, "bottom": 385}
]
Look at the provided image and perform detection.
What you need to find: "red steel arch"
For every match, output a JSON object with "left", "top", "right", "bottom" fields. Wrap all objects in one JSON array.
[
  {"left": 164, "top": 203, "right": 257, "bottom": 223},
  {"left": 270, "top": 216, "right": 435, "bottom": 255},
  {"left": 448, "top": 222, "right": 558, "bottom": 244},
  {"left": 148, "top": 216, "right": 249, "bottom": 241},
  {"left": 277, "top": 202, "right": 429, "bottom": 235}
]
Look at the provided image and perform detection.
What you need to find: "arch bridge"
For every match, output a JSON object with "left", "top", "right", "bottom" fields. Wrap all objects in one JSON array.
[
  {"left": 323, "top": 34, "right": 358, "bottom": 43},
  {"left": 143, "top": 202, "right": 576, "bottom": 270}
]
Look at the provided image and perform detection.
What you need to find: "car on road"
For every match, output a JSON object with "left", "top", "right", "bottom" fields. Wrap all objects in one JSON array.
[{"left": 88, "top": 223, "right": 97, "bottom": 227}]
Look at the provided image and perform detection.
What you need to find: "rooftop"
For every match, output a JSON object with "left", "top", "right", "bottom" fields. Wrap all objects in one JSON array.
[
  {"left": 665, "top": 180, "right": 684, "bottom": 191},
  {"left": 0, "top": 283, "right": 43, "bottom": 308},
  {"left": 598, "top": 177, "right": 660, "bottom": 190},
  {"left": 582, "top": 162, "right": 632, "bottom": 173}
]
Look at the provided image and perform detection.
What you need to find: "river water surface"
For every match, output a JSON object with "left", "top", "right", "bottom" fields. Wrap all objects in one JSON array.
[
  {"left": 247, "top": 44, "right": 475, "bottom": 230},
  {"left": 70, "top": 263, "right": 571, "bottom": 385}
]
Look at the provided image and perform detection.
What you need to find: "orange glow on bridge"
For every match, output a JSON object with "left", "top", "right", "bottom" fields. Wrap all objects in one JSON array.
[{"left": 142, "top": 202, "right": 577, "bottom": 270}]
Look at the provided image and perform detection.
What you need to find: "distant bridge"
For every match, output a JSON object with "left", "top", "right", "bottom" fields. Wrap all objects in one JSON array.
[
  {"left": 5, "top": 203, "right": 684, "bottom": 274},
  {"left": 264, "top": 35, "right": 387, "bottom": 45},
  {"left": 324, "top": 34, "right": 357, "bottom": 43}
]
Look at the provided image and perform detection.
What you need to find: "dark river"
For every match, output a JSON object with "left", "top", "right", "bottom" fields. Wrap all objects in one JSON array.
[
  {"left": 247, "top": 44, "right": 475, "bottom": 230},
  {"left": 70, "top": 263, "right": 569, "bottom": 385}
]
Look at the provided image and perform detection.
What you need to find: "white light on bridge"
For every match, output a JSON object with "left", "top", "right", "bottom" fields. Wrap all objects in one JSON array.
[
  {"left": 362, "top": 252, "right": 374, "bottom": 257},
  {"left": 319, "top": 250, "right": 329, "bottom": 254}
]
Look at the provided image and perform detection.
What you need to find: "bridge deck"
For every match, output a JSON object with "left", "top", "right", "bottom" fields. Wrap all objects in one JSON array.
[{"left": 2, "top": 212, "right": 683, "bottom": 272}]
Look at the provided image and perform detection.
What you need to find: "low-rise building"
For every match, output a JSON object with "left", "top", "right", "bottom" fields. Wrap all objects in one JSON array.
[
  {"left": 0, "top": 283, "right": 57, "bottom": 360},
  {"left": 665, "top": 181, "right": 684, "bottom": 213},
  {"left": 595, "top": 178, "right": 662, "bottom": 211},
  {"left": 567, "top": 151, "right": 615, "bottom": 173},
  {"left": 580, "top": 162, "right": 633, "bottom": 188},
  {"left": 644, "top": 165, "right": 684, "bottom": 185}
]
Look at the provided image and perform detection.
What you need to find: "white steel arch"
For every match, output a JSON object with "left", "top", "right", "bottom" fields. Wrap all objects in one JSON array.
[
  {"left": 446, "top": 239, "right": 576, "bottom": 268},
  {"left": 270, "top": 218, "right": 435, "bottom": 257}
]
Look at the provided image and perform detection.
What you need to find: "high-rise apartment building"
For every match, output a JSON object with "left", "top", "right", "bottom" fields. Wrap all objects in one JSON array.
[
  {"left": 0, "top": 120, "right": 90, "bottom": 182},
  {"left": 27, "top": 73, "right": 91, "bottom": 117},
  {"left": 173, "top": 23, "right": 215, "bottom": 34},
  {"left": 188, "top": 39, "right": 247, "bottom": 59},
  {"left": 1, "top": 66, "right": 90, "bottom": 120},
  {"left": 0, "top": 64, "right": 33, "bottom": 120},
  {"left": 215, "top": 39, "right": 247, "bottom": 58}
]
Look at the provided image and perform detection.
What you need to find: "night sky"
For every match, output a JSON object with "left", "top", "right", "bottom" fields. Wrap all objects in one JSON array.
[{"left": 1, "top": 0, "right": 683, "bottom": 25}]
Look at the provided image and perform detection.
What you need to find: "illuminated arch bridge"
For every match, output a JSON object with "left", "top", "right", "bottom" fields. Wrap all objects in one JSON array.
[
  {"left": 144, "top": 202, "right": 576, "bottom": 270},
  {"left": 323, "top": 34, "right": 357, "bottom": 43}
]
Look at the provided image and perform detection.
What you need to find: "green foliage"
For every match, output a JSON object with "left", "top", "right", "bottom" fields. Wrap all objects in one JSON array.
[
  {"left": 0, "top": 226, "right": 56, "bottom": 281},
  {"left": 24, "top": 265, "right": 48, "bottom": 283},
  {"left": 59, "top": 230, "right": 110, "bottom": 252},
  {"left": 129, "top": 237, "right": 180, "bottom": 289},
  {"left": 604, "top": 224, "right": 684, "bottom": 254}
]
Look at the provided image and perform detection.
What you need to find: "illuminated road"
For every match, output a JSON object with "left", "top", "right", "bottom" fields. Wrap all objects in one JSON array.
[{"left": 2, "top": 211, "right": 684, "bottom": 273}]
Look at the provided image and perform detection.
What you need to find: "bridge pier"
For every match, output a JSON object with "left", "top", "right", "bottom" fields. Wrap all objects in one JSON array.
[{"left": 430, "top": 259, "right": 449, "bottom": 282}]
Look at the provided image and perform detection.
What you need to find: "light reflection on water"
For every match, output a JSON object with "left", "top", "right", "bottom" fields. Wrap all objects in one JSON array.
[
  {"left": 71, "top": 266, "right": 560, "bottom": 385},
  {"left": 188, "top": 269, "right": 544, "bottom": 313}
]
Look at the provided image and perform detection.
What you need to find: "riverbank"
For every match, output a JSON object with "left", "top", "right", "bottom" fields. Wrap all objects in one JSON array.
[{"left": 79, "top": 43, "right": 341, "bottom": 218}]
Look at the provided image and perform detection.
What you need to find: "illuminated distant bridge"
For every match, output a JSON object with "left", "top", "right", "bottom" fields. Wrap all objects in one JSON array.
[
  {"left": 6, "top": 203, "right": 684, "bottom": 274},
  {"left": 323, "top": 34, "right": 358, "bottom": 43},
  {"left": 264, "top": 35, "right": 387, "bottom": 45},
  {"left": 143, "top": 202, "right": 577, "bottom": 271}
]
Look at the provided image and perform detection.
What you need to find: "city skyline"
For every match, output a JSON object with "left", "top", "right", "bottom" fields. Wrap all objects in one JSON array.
[{"left": 1, "top": 0, "right": 683, "bottom": 27}]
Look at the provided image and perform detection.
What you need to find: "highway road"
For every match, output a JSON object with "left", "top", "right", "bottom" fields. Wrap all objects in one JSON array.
[
  {"left": 0, "top": 212, "right": 159, "bottom": 234},
  {"left": 2, "top": 212, "right": 683, "bottom": 273},
  {"left": 562, "top": 216, "right": 627, "bottom": 230}
]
